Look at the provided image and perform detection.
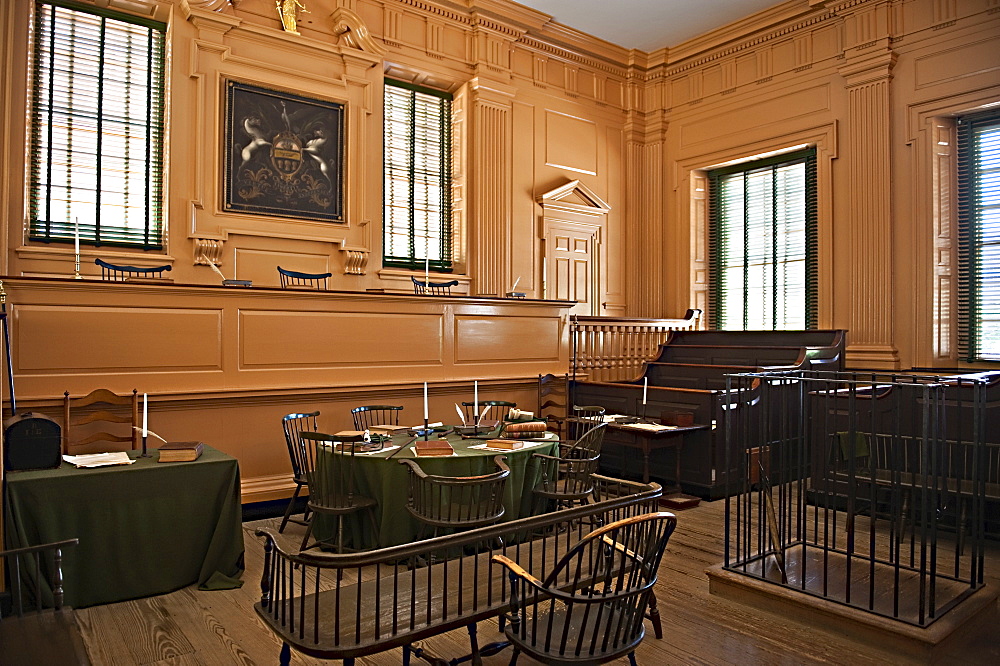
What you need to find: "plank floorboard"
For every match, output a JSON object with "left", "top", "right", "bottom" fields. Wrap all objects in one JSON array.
[{"left": 69, "top": 502, "right": 999, "bottom": 665}]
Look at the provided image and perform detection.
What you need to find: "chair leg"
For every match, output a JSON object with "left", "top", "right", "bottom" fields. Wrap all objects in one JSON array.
[
  {"left": 466, "top": 623, "right": 482, "bottom": 666},
  {"left": 402, "top": 644, "right": 411, "bottom": 666},
  {"left": 279, "top": 642, "right": 291, "bottom": 666},
  {"left": 646, "top": 590, "right": 663, "bottom": 639},
  {"left": 628, "top": 651, "right": 638, "bottom": 666},
  {"left": 300, "top": 514, "right": 314, "bottom": 551},
  {"left": 278, "top": 482, "right": 303, "bottom": 533},
  {"left": 508, "top": 647, "right": 520, "bottom": 666}
]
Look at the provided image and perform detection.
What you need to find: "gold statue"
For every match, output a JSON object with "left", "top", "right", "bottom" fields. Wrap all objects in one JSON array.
[{"left": 276, "top": 0, "right": 308, "bottom": 35}]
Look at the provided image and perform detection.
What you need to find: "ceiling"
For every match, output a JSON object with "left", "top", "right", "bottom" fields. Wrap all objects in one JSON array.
[{"left": 512, "top": 0, "right": 784, "bottom": 51}]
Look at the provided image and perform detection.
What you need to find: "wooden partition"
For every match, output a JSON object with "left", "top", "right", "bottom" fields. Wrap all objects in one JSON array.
[{"left": 3, "top": 277, "right": 573, "bottom": 502}]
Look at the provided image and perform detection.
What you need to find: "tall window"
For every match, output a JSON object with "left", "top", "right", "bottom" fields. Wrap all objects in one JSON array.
[
  {"left": 708, "top": 148, "right": 817, "bottom": 330},
  {"left": 383, "top": 79, "right": 453, "bottom": 270},
  {"left": 957, "top": 110, "right": 1000, "bottom": 361},
  {"left": 29, "top": 1, "right": 166, "bottom": 249}
]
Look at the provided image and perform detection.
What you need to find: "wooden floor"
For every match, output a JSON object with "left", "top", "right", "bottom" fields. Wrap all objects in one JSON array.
[{"left": 74, "top": 499, "right": 1000, "bottom": 665}]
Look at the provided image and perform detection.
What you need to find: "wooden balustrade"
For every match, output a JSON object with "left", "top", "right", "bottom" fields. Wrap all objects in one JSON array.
[{"left": 571, "top": 309, "right": 702, "bottom": 383}]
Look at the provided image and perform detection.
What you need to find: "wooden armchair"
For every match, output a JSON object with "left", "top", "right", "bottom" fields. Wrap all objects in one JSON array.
[
  {"left": 95, "top": 258, "right": 171, "bottom": 281},
  {"left": 532, "top": 423, "right": 608, "bottom": 512},
  {"left": 279, "top": 411, "right": 320, "bottom": 533},
  {"left": 298, "top": 431, "right": 378, "bottom": 552},
  {"left": 411, "top": 276, "right": 459, "bottom": 295},
  {"left": 399, "top": 455, "right": 510, "bottom": 538},
  {"left": 62, "top": 388, "right": 139, "bottom": 454},
  {"left": 461, "top": 400, "right": 516, "bottom": 424},
  {"left": 277, "top": 266, "right": 332, "bottom": 290},
  {"left": 351, "top": 404, "right": 403, "bottom": 430},
  {"left": 0, "top": 538, "right": 89, "bottom": 665},
  {"left": 493, "top": 512, "right": 677, "bottom": 665}
]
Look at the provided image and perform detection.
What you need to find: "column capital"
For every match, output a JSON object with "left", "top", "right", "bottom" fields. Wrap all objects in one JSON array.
[{"left": 839, "top": 48, "right": 897, "bottom": 87}]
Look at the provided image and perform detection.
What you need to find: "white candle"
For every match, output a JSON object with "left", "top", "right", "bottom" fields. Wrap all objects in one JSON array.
[
  {"left": 142, "top": 393, "right": 148, "bottom": 437},
  {"left": 423, "top": 382, "right": 429, "bottom": 420},
  {"left": 642, "top": 377, "right": 648, "bottom": 405},
  {"left": 74, "top": 217, "right": 80, "bottom": 258},
  {"left": 425, "top": 256, "right": 430, "bottom": 285},
  {"left": 474, "top": 380, "right": 479, "bottom": 418}
]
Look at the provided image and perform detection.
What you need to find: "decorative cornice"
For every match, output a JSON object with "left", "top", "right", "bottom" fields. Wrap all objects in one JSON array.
[
  {"left": 537, "top": 180, "right": 612, "bottom": 216},
  {"left": 181, "top": 0, "right": 236, "bottom": 14}
]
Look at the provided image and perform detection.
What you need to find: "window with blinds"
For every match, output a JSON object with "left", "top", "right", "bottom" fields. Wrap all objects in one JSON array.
[
  {"left": 708, "top": 148, "right": 817, "bottom": 330},
  {"left": 957, "top": 110, "right": 1000, "bottom": 362},
  {"left": 28, "top": 1, "right": 166, "bottom": 249},
  {"left": 383, "top": 79, "right": 453, "bottom": 270}
]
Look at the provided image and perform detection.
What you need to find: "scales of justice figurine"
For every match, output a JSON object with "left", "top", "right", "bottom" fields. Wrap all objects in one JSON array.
[{"left": 276, "top": 0, "right": 308, "bottom": 35}]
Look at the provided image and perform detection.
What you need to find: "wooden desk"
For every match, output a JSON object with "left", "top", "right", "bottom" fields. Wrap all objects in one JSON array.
[
  {"left": 312, "top": 428, "right": 559, "bottom": 548},
  {"left": 3, "top": 446, "right": 244, "bottom": 608},
  {"left": 606, "top": 422, "right": 708, "bottom": 489}
]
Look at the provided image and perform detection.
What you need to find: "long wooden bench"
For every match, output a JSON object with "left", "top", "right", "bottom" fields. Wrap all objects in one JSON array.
[{"left": 255, "top": 475, "right": 662, "bottom": 665}]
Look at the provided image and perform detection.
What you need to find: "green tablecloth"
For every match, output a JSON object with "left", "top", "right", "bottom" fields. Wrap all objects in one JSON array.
[
  {"left": 312, "top": 429, "right": 558, "bottom": 548},
  {"left": 3, "top": 446, "right": 245, "bottom": 608}
]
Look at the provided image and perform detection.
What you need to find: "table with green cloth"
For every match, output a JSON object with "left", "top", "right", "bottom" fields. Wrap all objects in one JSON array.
[
  {"left": 3, "top": 446, "right": 245, "bottom": 608},
  {"left": 312, "top": 428, "right": 558, "bottom": 548}
]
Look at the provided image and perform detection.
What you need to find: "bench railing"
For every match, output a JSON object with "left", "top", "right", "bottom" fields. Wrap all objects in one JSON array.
[
  {"left": 571, "top": 310, "right": 702, "bottom": 383},
  {"left": 255, "top": 475, "right": 661, "bottom": 663}
]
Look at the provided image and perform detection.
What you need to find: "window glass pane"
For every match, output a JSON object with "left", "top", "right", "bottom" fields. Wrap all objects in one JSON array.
[
  {"left": 710, "top": 150, "right": 816, "bottom": 330},
  {"left": 29, "top": 2, "right": 165, "bottom": 248},
  {"left": 383, "top": 81, "right": 452, "bottom": 270}
]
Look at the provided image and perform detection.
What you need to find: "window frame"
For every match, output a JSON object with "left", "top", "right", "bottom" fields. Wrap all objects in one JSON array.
[
  {"left": 707, "top": 147, "right": 818, "bottom": 331},
  {"left": 957, "top": 109, "right": 1000, "bottom": 362},
  {"left": 382, "top": 78, "right": 453, "bottom": 272},
  {"left": 27, "top": 0, "right": 167, "bottom": 250}
]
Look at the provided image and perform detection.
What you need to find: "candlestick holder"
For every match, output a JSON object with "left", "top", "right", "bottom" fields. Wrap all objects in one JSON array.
[
  {"left": 423, "top": 417, "right": 430, "bottom": 441},
  {"left": 74, "top": 253, "right": 82, "bottom": 279},
  {"left": 140, "top": 434, "right": 151, "bottom": 458}
]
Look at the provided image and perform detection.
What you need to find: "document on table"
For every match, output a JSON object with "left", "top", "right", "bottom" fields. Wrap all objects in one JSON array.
[
  {"left": 62, "top": 452, "right": 135, "bottom": 468},
  {"left": 621, "top": 423, "right": 677, "bottom": 432},
  {"left": 468, "top": 440, "right": 552, "bottom": 452}
]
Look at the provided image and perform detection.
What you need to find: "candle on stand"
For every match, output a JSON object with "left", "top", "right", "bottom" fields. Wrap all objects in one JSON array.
[
  {"left": 474, "top": 380, "right": 479, "bottom": 418},
  {"left": 425, "top": 256, "right": 430, "bottom": 285},
  {"left": 142, "top": 393, "right": 148, "bottom": 437},
  {"left": 74, "top": 217, "right": 81, "bottom": 278},
  {"left": 642, "top": 377, "right": 648, "bottom": 405},
  {"left": 423, "top": 382, "right": 429, "bottom": 420}
]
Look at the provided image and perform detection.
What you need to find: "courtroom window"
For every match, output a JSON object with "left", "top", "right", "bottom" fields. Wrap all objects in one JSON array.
[
  {"left": 383, "top": 79, "right": 453, "bottom": 271},
  {"left": 957, "top": 110, "right": 1000, "bottom": 361},
  {"left": 708, "top": 148, "right": 817, "bottom": 330},
  {"left": 28, "top": 1, "right": 166, "bottom": 249}
]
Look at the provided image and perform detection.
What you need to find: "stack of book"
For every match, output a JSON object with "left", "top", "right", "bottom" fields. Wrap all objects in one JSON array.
[
  {"left": 158, "top": 441, "right": 204, "bottom": 463},
  {"left": 502, "top": 421, "right": 549, "bottom": 438},
  {"left": 414, "top": 440, "right": 454, "bottom": 457}
]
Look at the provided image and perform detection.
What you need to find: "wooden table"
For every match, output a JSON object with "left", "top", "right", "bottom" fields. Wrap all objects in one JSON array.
[
  {"left": 312, "top": 427, "right": 559, "bottom": 548},
  {"left": 606, "top": 422, "right": 708, "bottom": 490},
  {"left": 3, "top": 446, "right": 244, "bottom": 608}
]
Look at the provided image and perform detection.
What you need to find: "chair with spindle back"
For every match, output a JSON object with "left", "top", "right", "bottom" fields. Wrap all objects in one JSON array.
[
  {"left": 399, "top": 455, "right": 510, "bottom": 539},
  {"left": 0, "top": 538, "right": 89, "bottom": 665},
  {"left": 277, "top": 266, "right": 332, "bottom": 290},
  {"left": 351, "top": 404, "right": 403, "bottom": 431},
  {"left": 493, "top": 511, "right": 677, "bottom": 666},
  {"left": 461, "top": 400, "right": 516, "bottom": 424},
  {"left": 532, "top": 423, "right": 608, "bottom": 513},
  {"left": 62, "top": 388, "right": 140, "bottom": 455},
  {"left": 95, "top": 258, "right": 171, "bottom": 281},
  {"left": 279, "top": 411, "right": 320, "bottom": 533},
  {"left": 298, "top": 431, "right": 379, "bottom": 552},
  {"left": 411, "top": 276, "right": 459, "bottom": 295}
]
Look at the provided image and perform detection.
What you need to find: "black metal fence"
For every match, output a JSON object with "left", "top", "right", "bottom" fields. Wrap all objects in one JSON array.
[{"left": 722, "top": 370, "right": 996, "bottom": 627}]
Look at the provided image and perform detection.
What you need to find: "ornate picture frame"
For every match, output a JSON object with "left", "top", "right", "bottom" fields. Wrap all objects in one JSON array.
[{"left": 224, "top": 80, "right": 345, "bottom": 223}]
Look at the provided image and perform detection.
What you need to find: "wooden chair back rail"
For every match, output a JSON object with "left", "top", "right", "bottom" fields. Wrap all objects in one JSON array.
[
  {"left": 254, "top": 475, "right": 662, "bottom": 663},
  {"left": 277, "top": 266, "right": 332, "bottom": 290},
  {"left": 351, "top": 405, "right": 403, "bottom": 431},
  {"left": 95, "top": 258, "right": 171, "bottom": 281},
  {"left": 402, "top": 455, "right": 511, "bottom": 530},
  {"left": 411, "top": 276, "right": 460, "bottom": 296},
  {"left": 62, "top": 388, "right": 139, "bottom": 454}
]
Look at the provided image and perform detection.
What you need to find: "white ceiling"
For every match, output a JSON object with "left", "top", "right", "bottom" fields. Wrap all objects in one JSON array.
[{"left": 512, "top": 0, "right": 784, "bottom": 51}]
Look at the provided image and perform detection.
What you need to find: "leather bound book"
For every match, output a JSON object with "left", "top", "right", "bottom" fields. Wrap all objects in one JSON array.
[
  {"left": 158, "top": 441, "right": 204, "bottom": 462},
  {"left": 414, "top": 440, "right": 454, "bottom": 457}
]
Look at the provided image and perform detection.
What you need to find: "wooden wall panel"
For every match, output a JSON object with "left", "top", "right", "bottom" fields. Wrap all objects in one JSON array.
[{"left": 454, "top": 315, "right": 561, "bottom": 362}]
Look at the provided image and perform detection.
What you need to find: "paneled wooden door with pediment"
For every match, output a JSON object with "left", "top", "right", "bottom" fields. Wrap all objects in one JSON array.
[{"left": 544, "top": 219, "right": 600, "bottom": 316}]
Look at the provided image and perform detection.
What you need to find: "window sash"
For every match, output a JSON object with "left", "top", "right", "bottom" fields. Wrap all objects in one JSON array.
[
  {"left": 708, "top": 148, "right": 817, "bottom": 331},
  {"left": 383, "top": 80, "right": 453, "bottom": 271},
  {"left": 28, "top": 1, "right": 166, "bottom": 249},
  {"left": 957, "top": 110, "right": 1000, "bottom": 362}
]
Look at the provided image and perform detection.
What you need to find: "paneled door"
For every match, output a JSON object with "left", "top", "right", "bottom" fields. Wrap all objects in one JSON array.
[{"left": 544, "top": 219, "right": 600, "bottom": 316}]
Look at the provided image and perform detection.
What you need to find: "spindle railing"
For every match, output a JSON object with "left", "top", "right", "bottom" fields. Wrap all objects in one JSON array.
[{"left": 570, "top": 309, "right": 702, "bottom": 383}]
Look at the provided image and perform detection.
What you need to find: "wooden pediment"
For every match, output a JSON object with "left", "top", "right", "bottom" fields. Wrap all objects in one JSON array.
[{"left": 536, "top": 180, "right": 611, "bottom": 217}]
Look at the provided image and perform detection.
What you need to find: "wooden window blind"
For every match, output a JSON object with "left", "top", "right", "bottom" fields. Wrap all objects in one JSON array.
[
  {"left": 28, "top": 1, "right": 166, "bottom": 249},
  {"left": 957, "top": 110, "right": 1000, "bottom": 362},
  {"left": 708, "top": 148, "right": 817, "bottom": 330},
  {"left": 383, "top": 79, "right": 453, "bottom": 270}
]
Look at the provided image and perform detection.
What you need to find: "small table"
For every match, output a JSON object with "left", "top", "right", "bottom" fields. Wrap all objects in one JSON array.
[
  {"left": 606, "top": 421, "right": 708, "bottom": 490},
  {"left": 4, "top": 446, "right": 245, "bottom": 608},
  {"left": 312, "top": 427, "right": 559, "bottom": 548}
]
